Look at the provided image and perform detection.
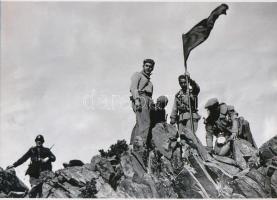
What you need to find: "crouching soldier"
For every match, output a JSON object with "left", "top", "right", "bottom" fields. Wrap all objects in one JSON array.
[
  {"left": 7, "top": 135, "right": 56, "bottom": 198},
  {"left": 204, "top": 98, "right": 238, "bottom": 156}
]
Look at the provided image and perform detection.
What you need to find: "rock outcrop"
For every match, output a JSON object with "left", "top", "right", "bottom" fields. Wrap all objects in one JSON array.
[
  {"left": 1, "top": 134, "right": 276, "bottom": 198},
  {"left": 0, "top": 167, "right": 28, "bottom": 197}
]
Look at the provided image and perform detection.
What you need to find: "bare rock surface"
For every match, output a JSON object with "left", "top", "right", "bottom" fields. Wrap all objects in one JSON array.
[
  {"left": 0, "top": 167, "right": 28, "bottom": 197},
  {"left": 1, "top": 135, "right": 277, "bottom": 198}
]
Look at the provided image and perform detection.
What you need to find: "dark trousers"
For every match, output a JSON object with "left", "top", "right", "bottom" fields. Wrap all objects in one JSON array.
[{"left": 28, "top": 171, "right": 49, "bottom": 198}]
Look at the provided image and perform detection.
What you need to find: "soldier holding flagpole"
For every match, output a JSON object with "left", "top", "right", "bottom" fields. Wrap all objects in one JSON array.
[
  {"left": 169, "top": 4, "right": 229, "bottom": 162},
  {"left": 179, "top": 3, "right": 229, "bottom": 135}
]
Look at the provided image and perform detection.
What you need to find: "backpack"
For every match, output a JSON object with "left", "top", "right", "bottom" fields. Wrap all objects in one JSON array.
[{"left": 237, "top": 117, "right": 257, "bottom": 148}]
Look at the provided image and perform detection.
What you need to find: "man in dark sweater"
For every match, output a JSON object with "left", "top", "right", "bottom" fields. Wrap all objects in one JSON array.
[{"left": 7, "top": 134, "right": 56, "bottom": 197}]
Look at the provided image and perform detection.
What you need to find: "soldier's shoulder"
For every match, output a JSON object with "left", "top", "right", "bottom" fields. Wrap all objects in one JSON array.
[
  {"left": 29, "top": 146, "right": 36, "bottom": 150},
  {"left": 132, "top": 71, "right": 142, "bottom": 76},
  {"left": 26, "top": 146, "right": 36, "bottom": 154},
  {"left": 131, "top": 71, "right": 143, "bottom": 80},
  {"left": 43, "top": 146, "right": 51, "bottom": 151}
]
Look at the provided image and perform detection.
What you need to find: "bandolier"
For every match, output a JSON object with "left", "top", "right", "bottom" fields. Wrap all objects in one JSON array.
[{"left": 170, "top": 76, "right": 201, "bottom": 133}]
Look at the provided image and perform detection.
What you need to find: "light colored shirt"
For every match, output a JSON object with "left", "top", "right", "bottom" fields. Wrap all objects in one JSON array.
[{"left": 130, "top": 71, "right": 153, "bottom": 99}]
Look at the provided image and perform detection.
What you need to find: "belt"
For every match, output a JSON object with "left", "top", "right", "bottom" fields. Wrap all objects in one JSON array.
[
  {"left": 129, "top": 93, "right": 152, "bottom": 102},
  {"left": 138, "top": 90, "right": 152, "bottom": 97}
]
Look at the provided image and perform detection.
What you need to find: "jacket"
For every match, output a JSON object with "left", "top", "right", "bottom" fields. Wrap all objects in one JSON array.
[
  {"left": 13, "top": 146, "right": 56, "bottom": 178},
  {"left": 205, "top": 103, "right": 238, "bottom": 137},
  {"left": 130, "top": 71, "right": 153, "bottom": 100},
  {"left": 170, "top": 79, "right": 200, "bottom": 123}
]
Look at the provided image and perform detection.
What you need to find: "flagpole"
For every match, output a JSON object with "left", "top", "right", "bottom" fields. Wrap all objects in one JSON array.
[
  {"left": 180, "top": 4, "right": 228, "bottom": 136},
  {"left": 183, "top": 35, "right": 195, "bottom": 136}
]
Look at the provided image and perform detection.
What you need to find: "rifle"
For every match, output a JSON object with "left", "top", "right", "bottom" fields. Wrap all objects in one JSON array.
[{"left": 50, "top": 144, "right": 55, "bottom": 150}]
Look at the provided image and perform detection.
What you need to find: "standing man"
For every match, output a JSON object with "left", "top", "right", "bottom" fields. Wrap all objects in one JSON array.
[
  {"left": 170, "top": 73, "right": 201, "bottom": 133},
  {"left": 7, "top": 135, "right": 56, "bottom": 198},
  {"left": 169, "top": 74, "right": 213, "bottom": 162},
  {"left": 130, "top": 59, "right": 155, "bottom": 146}
]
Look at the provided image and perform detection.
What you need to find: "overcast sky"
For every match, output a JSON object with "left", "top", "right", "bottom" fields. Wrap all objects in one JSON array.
[{"left": 1, "top": 2, "right": 277, "bottom": 186}]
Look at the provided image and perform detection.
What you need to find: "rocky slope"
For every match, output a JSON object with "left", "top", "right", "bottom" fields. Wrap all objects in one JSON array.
[
  {"left": 0, "top": 168, "right": 28, "bottom": 197},
  {"left": 1, "top": 129, "right": 276, "bottom": 198}
]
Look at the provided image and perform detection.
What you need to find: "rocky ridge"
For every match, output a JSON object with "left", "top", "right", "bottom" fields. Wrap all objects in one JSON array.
[{"left": 1, "top": 131, "right": 276, "bottom": 198}]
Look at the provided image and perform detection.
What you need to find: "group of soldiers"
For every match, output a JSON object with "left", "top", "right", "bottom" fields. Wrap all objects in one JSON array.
[
  {"left": 4, "top": 58, "right": 274, "bottom": 198},
  {"left": 129, "top": 58, "right": 260, "bottom": 168}
]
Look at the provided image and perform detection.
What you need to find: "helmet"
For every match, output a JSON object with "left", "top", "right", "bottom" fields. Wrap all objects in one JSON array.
[
  {"left": 35, "top": 134, "right": 45, "bottom": 143},
  {"left": 205, "top": 98, "right": 219, "bottom": 109}
]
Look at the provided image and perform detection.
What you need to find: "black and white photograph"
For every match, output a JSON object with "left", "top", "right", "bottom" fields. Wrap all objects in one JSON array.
[{"left": 0, "top": 1, "right": 277, "bottom": 198}]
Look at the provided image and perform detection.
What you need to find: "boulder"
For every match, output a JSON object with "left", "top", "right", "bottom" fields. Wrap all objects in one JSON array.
[
  {"left": 96, "top": 182, "right": 122, "bottom": 198},
  {"left": 205, "top": 159, "right": 240, "bottom": 177},
  {"left": 187, "top": 154, "right": 218, "bottom": 198},
  {"left": 259, "top": 135, "right": 277, "bottom": 165},
  {"left": 0, "top": 167, "right": 28, "bottom": 196},
  {"left": 173, "top": 164, "right": 208, "bottom": 198},
  {"left": 233, "top": 175, "right": 267, "bottom": 198},
  {"left": 154, "top": 177, "right": 178, "bottom": 198},
  {"left": 40, "top": 164, "right": 108, "bottom": 198},
  {"left": 180, "top": 128, "right": 213, "bottom": 162},
  {"left": 151, "top": 123, "right": 177, "bottom": 159},
  {"left": 90, "top": 155, "right": 102, "bottom": 170},
  {"left": 271, "top": 170, "right": 277, "bottom": 197},
  {"left": 56, "top": 165, "right": 99, "bottom": 187},
  {"left": 233, "top": 139, "right": 260, "bottom": 169},
  {"left": 117, "top": 178, "right": 153, "bottom": 198},
  {"left": 259, "top": 135, "right": 277, "bottom": 159},
  {"left": 63, "top": 159, "right": 84, "bottom": 168},
  {"left": 213, "top": 154, "right": 237, "bottom": 166},
  {"left": 94, "top": 157, "right": 115, "bottom": 181}
]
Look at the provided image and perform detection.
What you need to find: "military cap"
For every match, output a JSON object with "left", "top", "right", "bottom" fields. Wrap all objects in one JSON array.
[
  {"left": 157, "top": 95, "right": 168, "bottom": 108},
  {"left": 35, "top": 134, "right": 45, "bottom": 143},
  {"left": 143, "top": 58, "right": 155, "bottom": 66},
  {"left": 205, "top": 98, "right": 219, "bottom": 109}
]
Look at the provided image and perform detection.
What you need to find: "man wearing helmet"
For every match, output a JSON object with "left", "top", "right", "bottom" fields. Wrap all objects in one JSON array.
[
  {"left": 7, "top": 134, "right": 56, "bottom": 197},
  {"left": 204, "top": 98, "right": 238, "bottom": 155},
  {"left": 130, "top": 59, "right": 155, "bottom": 146}
]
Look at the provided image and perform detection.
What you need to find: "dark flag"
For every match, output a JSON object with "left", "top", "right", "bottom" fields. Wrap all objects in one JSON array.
[{"left": 182, "top": 4, "right": 229, "bottom": 67}]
